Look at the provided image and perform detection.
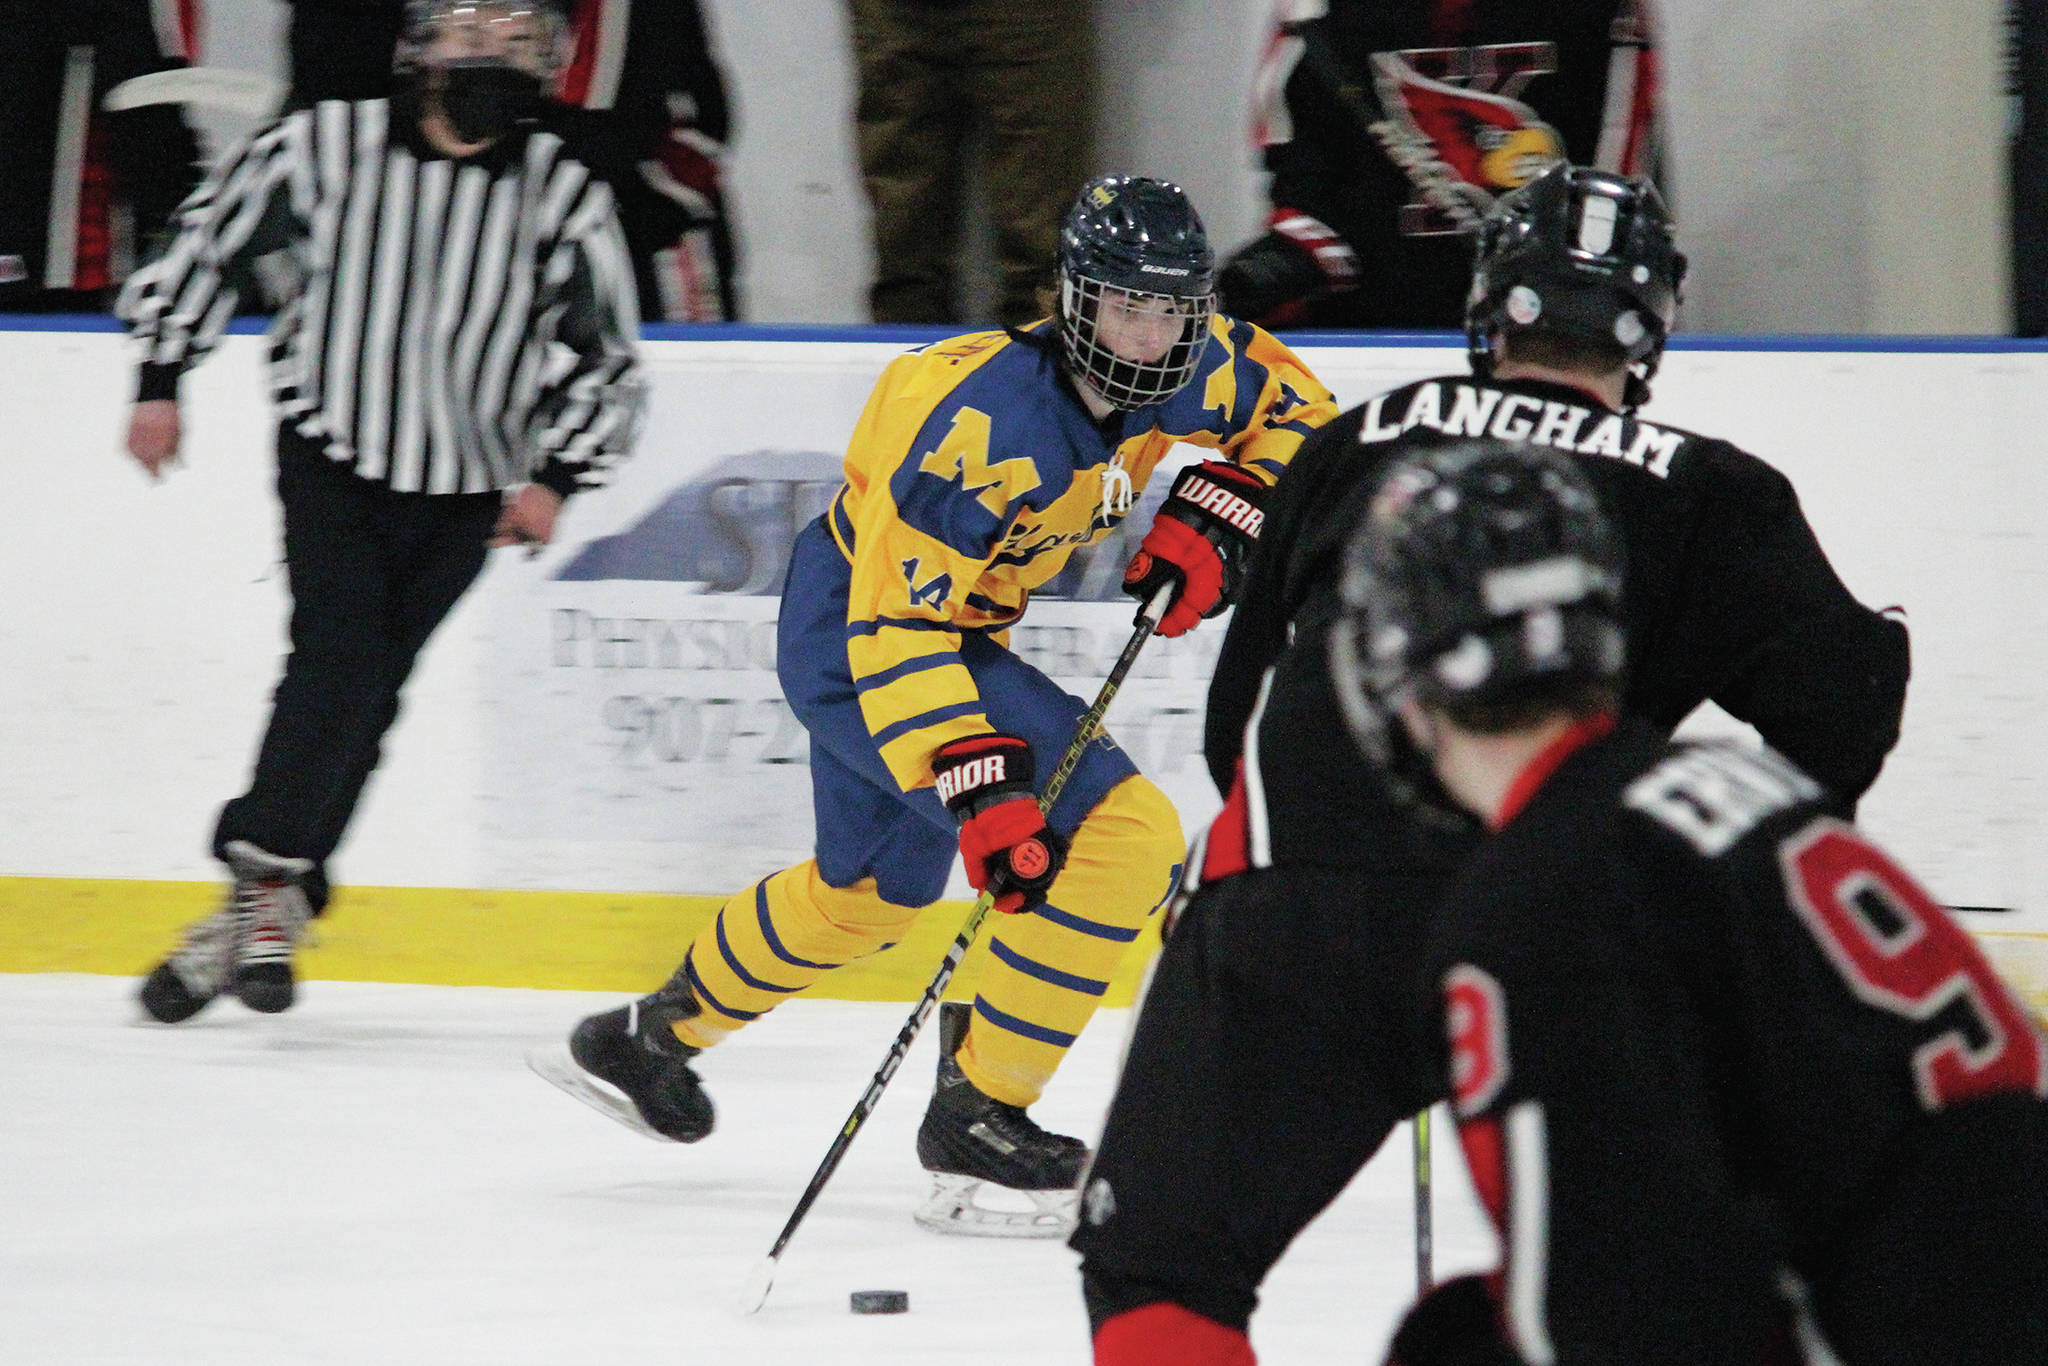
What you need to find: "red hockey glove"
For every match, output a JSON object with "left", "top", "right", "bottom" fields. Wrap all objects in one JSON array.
[
  {"left": 931, "top": 734, "right": 1069, "bottom": 914},
  {"left": 1122, "top": 461, "right": 1268, "bottom": 638}
]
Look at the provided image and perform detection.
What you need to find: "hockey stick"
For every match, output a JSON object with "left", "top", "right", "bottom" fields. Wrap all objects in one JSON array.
[
  {"left": 103, "top": 67, "right": 285, "bottom": 118},
  {"left": 1414, "top": 1107, "right": 1434, "bottom": 1294},
  {"left": 738, "top": 585, "right": 1174, "bottom": 1315}
]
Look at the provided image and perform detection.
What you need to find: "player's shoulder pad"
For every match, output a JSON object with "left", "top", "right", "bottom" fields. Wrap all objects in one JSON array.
[
  {"left": 1666, "top": 429, "right": 1802, "bottom": 505},
  {"left": 916, "top": 327, "right": 1016, "bottom": 362},
  {"left": 1305, "top": 398, "right": 1374, "bottom": 456},
  {"left": 1620, "top": 739, "right": 1825, "bottom": 859},
  {"left": 884, "top": 329, "right": 1037, "bottom": 409},
  {"left": 1272, "top": 403, "right": 1389, "bottom": 530},
  {"left": 1213, "top": 312, "right": 1293, "bottom": 362}
]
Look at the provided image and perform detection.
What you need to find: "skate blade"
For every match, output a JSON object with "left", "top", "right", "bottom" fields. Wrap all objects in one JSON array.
[
  {"left": 912, "top": 1172, "right": 1077, "bottom": 1239},
  {"left": 525, "top": 1043, "right": 675, "bottom": 1143}
]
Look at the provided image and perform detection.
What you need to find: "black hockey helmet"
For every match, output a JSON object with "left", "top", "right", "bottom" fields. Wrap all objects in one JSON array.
[
  {"left": 1466, "top": 162, "right": 1686, "bottom": 412},
  {"left": 1329, "top": 440, "right": 1624, "bottom": 779},
  {"left": 1056, "top": 175, "right": 1217, "bottom": 410}
]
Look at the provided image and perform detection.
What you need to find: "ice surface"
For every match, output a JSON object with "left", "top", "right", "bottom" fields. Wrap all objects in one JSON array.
[{"left": 0, "top": 975, "right": 1493, "bottom": 1364}]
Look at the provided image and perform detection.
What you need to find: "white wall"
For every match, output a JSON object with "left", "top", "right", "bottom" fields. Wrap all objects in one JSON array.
[
  {"left": 695, "top": 1, "right": 866, "bottom": 323},
  {"left": 173, "top": 0, "right": 2007, "bottom": 332},
  {"left": 4, "top": 330, "right": 2046, "bottom": 937}
]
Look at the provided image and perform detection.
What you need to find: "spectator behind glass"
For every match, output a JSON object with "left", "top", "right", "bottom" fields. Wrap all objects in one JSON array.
[
  {"left": 552, "top": 0, "right": 739, "bottom": 321},
  {"left": 1219, "top": 0, "right": 1665, "bottom": 330},
  {"left": 848, "top": 0, "right": 1094, "bottom": 328},
  {"left": 0, "top": 0, "right": 204, "bottom": 314},
  {"left": 282, "top": 0, "right": 740, "bottom": 322}
]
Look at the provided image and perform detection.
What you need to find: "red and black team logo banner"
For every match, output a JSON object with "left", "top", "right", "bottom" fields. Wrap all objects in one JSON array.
[{"left": 1368, "top": 43, "right": 1566, "bottom": 237}]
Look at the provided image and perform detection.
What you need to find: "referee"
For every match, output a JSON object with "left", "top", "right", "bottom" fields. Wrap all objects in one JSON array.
[{"left": 120, "top": 0, "right": 644, "bottom": 1026}]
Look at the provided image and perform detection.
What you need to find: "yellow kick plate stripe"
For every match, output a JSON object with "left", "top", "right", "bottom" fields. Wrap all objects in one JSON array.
[{"left": 0, "top": 876, "right": 1162, "bottom": 1005}]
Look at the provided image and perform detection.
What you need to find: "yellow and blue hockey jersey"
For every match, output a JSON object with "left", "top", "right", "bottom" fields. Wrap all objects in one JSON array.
[{"left": 820, "top": 317, "right": 1336, "bottom": 791}]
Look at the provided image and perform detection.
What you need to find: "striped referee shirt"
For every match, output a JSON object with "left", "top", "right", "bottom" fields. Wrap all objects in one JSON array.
[{"left": 118, "top": 96, "right": 643, "bottom": 497}]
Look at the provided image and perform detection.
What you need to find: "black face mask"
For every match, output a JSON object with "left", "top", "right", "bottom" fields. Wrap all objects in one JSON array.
[{"left": 432, "top": 60, "right": 542, "bottom": 145}]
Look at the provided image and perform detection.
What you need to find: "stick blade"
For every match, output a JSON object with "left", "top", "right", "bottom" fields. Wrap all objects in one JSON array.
[
  {"left": 103, "top": 67, "right": 284, "bottom": 116},
  {"left": 735, "top": 1255, "right": 779, "bottom": 1316}
]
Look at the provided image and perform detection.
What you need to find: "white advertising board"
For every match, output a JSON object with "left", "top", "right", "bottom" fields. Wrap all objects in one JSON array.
[{"left": 5, "top": 328, "right": 2046, "bottom": 928}]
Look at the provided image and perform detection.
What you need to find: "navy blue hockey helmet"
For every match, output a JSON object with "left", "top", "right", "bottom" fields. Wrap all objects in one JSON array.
[
  {"left": 1056, "top": 176, "right": 1217, "bottom": 410},
  {"left": 1330, "top": 440, "right": 1625, "bottom": 774},
  {"left": 1466, "top": 163, "right": 1686, "bottom": 412}
]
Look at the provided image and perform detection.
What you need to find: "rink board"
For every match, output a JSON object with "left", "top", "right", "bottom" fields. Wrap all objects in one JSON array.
[{"left": 2, "top": 323, "right": 2047, "bottom": 1005}]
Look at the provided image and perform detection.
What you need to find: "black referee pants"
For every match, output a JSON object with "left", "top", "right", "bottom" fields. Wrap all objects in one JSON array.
[
  {"left": 1071, "top": 863, "right": 1451, "bottom": 1335},
  {"left": 212, "top": 426, "right": 500, "bottom": 912}
]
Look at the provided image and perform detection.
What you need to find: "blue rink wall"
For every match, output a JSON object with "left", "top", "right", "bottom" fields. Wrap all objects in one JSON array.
[{"left": 2, "top": 321, "right": 2045, "bottom": 1005}]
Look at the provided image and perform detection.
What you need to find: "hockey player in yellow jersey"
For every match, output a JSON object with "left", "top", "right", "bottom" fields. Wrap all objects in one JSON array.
[{"left": 548, "top": 176, "right": 1335, "bottom": 1234}]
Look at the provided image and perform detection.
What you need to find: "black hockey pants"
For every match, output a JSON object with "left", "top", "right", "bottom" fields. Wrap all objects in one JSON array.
[
  {"left": 211, "top": 425, "right": 500, "bottom": 912},
  {"left": 1071, "top": 863, "right": 1451, "bottom": 1334}
]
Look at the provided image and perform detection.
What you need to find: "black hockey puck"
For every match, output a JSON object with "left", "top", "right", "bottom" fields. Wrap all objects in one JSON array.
[{"left": 849, "top": 1289, "right": 909, "bottom": 1315}]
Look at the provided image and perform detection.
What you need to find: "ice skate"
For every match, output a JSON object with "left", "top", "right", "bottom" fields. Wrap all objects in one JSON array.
[
  {"left": 138, "top": 841, "right": 312, "bottom": 1022},
  {"left": 137, "top": 903, "right": 242, "bottom": 1023},
  {"left": 533, "top": 980, "right": 715, "bottom": 1143},
  {"left": 222, "top": 841, "right": 315, "bottom": 1014},
  {"left": 914, "top": 1002, "right": 1086, "bottom": 1238}
]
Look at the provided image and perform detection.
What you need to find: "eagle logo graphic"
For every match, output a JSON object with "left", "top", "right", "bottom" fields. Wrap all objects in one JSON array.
[{"left": 1369, "top": 44, "right": 1565, "bottom": 237}]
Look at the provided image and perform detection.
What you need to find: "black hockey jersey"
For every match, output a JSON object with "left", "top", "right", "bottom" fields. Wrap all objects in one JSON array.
[
  {"left": 1223, "top": 0, "right": 1662, "bottom": 329},
  {"left": 552, "top": 0, "right": 737, "bottom": 321},
  {"left": 1195, "top": 374, "right": 1910, "bottom": 884},
  {"left": 0, "top": 0, "right": 202, "bottom": 310},
  {"left": 1429, "top": 717, "right": 2048, "bottom": 1364}
]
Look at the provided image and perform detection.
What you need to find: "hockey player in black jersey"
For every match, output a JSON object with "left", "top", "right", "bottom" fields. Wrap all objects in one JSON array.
[
  {"left": 1330, "top": 441, "right": 2048, "bottom": 1366},
  {"left": 1071, "top": 163, "right": 1912, "bottom": 1365}
]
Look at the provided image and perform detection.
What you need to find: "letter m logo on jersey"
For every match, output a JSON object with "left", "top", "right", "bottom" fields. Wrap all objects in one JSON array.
[{"left": 918, "top": 408, "right": 1040, "bottom": 519}]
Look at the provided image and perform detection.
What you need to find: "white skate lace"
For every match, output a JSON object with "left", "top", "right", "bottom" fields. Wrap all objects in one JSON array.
[{"left": 235, "top": 879, "right": 311, "bottom": 967}]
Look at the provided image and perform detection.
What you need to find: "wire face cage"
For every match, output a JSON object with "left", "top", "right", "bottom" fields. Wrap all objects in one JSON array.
[{"left": 1057, "top": 272, "right": 1214, "bottom": 411}]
